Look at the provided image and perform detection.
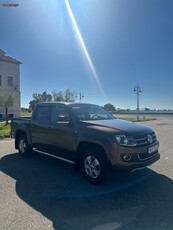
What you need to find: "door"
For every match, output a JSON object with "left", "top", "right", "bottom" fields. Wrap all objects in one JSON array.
[
  {"left": 46, "top": 105, "right": 78, "bottom": 160},
  {"left": 31, "top": 105, "right": 51, "bottom": 149}
]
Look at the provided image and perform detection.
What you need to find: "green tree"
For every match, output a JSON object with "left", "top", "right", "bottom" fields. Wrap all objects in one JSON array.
[
  {"left": 103, "top": 103, "right": 116, "bottom": 112},
  {"left": 52, "top": 90, "right": 64, "bottom": 102},
  {"left": 29, "top": 88, "right": 76, "bottom": 111},
  {"left": 63, "top": 88, "right": 76, "bottom": 102},
  {"left": 52, "top": 88, "right": 76, "bottom": 102},
  {"left": 29, "top": 91, "right": 52, "bottom": 111},
  {"left": 0, "top": 90, "right": 14, "bottom": 125}
]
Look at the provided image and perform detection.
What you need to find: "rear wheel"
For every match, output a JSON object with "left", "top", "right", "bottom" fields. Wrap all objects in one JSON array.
[
  {"left": 81, "top": 148, "right": 107, "bottom": 184},
  {"left": 18, "top": 135, "right": 32, "bottom": 157}
]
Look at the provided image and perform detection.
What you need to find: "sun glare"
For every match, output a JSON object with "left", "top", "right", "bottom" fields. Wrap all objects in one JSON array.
[{"left": 64, "top": 0, "right": 106, "bottom": 97}]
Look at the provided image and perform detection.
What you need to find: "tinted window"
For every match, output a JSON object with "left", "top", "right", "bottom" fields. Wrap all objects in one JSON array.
[
  {"left": 35, "top": 106, "right": 50, "bottom": 121},
  {"left": 51, "top": 106, "right": 70, "bottom": 123},
  {"left": 69, "top": 104, "right": 115, "bottom": 121}
]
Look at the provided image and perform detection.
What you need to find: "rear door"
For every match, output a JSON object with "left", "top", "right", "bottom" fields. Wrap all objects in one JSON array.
[{"left": 31, "top": 105, "right": 51, "bottom": 149}]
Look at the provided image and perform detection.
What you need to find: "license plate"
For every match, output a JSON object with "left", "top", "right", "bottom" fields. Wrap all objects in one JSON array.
[{"left": 148, "top": 145, "right": 158, "bottom": 154}]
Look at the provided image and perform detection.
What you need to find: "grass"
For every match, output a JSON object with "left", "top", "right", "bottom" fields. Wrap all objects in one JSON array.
[
  {"left": 119, "top": 117, "right": 138, "bottom": 122},
  {"left": 113, "top": 114, "right": 157, "bottom": 122},
  {"left": 0, "top": 122, "right": 10, "bottom": 139},
  {"left": 21, "top": 111, "right": 32, "bottom": 117},
  {"left": 117, "top": 117, "right": 156, "bottom": 122},
  {"left": 0, "top": 111, "right": 32, "bottom": 139}
]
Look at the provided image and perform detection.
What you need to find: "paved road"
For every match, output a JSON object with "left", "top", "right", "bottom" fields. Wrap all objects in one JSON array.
[{"left": 0, "top": 117, "right": 173, "bottom": 230}]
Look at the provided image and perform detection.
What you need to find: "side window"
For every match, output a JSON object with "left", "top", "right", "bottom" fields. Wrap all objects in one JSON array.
[
  {"left": 35, "top": 106, "right": 50, "bottom": 121},
  {"left": 51, "top": 107, "right": 70, "bottom": 123}
]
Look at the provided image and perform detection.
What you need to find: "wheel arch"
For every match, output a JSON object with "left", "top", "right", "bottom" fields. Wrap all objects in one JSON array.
[{"left": 75, "top": 141, "right": 110, "bottom": 167}]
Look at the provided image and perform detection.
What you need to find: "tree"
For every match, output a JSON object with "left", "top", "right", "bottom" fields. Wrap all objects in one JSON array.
[
  {"left": 29, "top": 91, "right": 52, "bottom": 111},
  {"left": 29, "top": 88, "right": 76, "bottom": 111},
  {"left": 52, "top": 88, "right": 76, "bottom": 102},
  {"left": 52, "top": 90, "right": 64, "bottom": 102},
  {"left": 0, "top": 90, "right": 14, "bottom": 125},
  {"left": 103, "top": 103, "right": 116, "bottom": 112},
  {"left": 63, "top": 88, "right": 76, "bottom": 102}
]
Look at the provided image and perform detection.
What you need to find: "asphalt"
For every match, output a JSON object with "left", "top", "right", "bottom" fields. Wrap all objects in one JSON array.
[{"left": 0, "top": 116, "right": 173, "bottom": 230}]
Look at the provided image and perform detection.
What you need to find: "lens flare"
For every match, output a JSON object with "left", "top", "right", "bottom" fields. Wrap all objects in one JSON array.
[{"left": 64, "top": 0, "right": 105, "bottom": 96}]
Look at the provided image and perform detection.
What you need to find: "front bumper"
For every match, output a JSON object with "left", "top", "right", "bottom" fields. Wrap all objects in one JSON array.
[{"left": 109, "top": 141, "right": 160, "bottom": 171}]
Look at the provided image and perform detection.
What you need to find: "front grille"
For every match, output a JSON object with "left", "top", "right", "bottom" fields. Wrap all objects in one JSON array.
[{"left": 135, "top": 132, "right": 156, "bottom": 146}]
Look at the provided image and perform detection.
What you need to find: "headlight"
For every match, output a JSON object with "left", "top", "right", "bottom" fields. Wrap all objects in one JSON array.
[{"left": 115, "top": 135, "right": 137, "bottom": 146}]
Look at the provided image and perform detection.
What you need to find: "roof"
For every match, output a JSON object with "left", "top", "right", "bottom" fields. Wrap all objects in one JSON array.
[
  {"left": 0, "top": 49, "right": 6, "bottom": 54},
  {"left": 0, "top": 56, "right": 22, "bottom": 64},
  {"left": 0, "top": 49, "right": 22, "bottom": 64},
  {"left": 36, "top": 102, "right": 98, "bottom": 107}
]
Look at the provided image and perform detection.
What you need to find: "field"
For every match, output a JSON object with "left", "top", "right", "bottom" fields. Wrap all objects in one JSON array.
[
  {"left": 21, "top": 111, "right": 32, "bottom": 117},
  {"left": 113, "top": 113, "right": 156, "bottom": 122}
]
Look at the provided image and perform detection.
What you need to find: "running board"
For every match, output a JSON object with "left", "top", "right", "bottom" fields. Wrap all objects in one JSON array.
[{"left": 33, "top": 148, "right": 75, "bottom": 165}]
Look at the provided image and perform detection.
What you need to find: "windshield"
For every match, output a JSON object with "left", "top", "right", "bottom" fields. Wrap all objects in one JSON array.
[{"left": 68, "top": 104, "right": 115, "bottom": 121}]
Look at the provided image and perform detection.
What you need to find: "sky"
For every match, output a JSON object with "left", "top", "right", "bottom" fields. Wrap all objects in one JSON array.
[{"left": 0, "top": 0, "right": 173, "bottom": 109}]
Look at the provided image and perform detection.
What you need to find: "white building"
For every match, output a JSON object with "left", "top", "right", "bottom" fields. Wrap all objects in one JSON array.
[{"left": 0, "top": 49, "right": 21, "bottom": 118}]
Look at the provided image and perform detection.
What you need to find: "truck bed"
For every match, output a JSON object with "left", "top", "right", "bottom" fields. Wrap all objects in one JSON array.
[{"left": 10, "top": 117, "right": 31, "bottom": 139}]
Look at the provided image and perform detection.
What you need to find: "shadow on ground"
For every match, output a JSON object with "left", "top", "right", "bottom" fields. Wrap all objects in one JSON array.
[{"left": 1, "top": 152, "right": 173, "bottom": 230}]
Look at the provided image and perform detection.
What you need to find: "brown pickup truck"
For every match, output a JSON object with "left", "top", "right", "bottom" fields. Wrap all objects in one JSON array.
[{"left": 11, "top": 102, "right": 160, "bottom": 184}]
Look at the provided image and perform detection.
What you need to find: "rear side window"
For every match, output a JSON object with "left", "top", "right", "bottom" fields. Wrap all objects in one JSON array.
[{"left": 35, "top": 106, "right": 50, "bottom": 121}]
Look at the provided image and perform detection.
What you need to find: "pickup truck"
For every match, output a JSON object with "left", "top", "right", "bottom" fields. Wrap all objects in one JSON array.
[{"left": 11, "top": 102, "right": 160, "bottom": 184}]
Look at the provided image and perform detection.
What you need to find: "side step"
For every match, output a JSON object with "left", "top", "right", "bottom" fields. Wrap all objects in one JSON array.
[{"left": 33, "top": 148, "right": 75, "bottom": 165}]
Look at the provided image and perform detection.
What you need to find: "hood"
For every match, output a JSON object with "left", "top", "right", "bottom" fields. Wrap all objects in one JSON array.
[{"left": 81, "top": 119, "right": 153, "bottom": 136}]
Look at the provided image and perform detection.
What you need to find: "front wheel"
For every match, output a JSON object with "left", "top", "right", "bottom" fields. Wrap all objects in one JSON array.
[
  {"left": 81, "top": 148, "right": 107, "bottom": 184},
  {"left": 18, "top": 135, "right": 32, "bottom": 157}
]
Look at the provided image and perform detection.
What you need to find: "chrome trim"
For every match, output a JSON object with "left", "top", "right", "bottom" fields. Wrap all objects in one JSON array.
[
  {"left": 137, "top": 141, "right": 149, "bottom": 146},
  {"left": 136, "top": 137, "right": 146, "bottom": 141},
  {"left": 135, "top": 133, "right": 156, "bottom": 146},
  {"left": 138, "top": 152, "right": 158, "bottom": 161},
  {"left": 33, "top": 148, "right": 75, "bottom": 165},
  {"left": 131, "top": 166, "right": 146, "bottom": 172},
  {"left": 123, "top": 154, "right": 132, "bottom": 162}
]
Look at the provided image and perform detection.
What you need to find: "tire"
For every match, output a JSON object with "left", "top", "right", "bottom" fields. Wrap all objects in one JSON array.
[
  {"left": 18, "top": 135, "right": 32, "bottom": 157},
  {"left": 80, "top": 148, "right": 107, "bottom": 184}
]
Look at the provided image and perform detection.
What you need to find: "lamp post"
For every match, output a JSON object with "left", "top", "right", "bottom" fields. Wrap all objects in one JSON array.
[
  {"left": 76, "top": 92, "right": 84, "bottom": 103},
  {"left": 133, "top": 85, "right": 142, "bottom": 121}
]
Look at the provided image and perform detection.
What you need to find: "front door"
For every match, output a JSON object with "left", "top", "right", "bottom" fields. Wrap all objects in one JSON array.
[{"left": 46, "top": 106, "right": 78, "bottom": 160}]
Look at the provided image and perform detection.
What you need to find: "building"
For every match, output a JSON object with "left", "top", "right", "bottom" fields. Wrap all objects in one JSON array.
[{"left": 0, "top": 49, "right": 22, "bottom": 118}]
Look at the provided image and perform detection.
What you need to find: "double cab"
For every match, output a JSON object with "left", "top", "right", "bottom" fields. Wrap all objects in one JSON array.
[{"left": 11, "top": 102, "right": 160, "bottom": 184}]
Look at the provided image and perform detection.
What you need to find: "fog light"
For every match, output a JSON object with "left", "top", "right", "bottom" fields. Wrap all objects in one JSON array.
[{"left": 123, "top": 154, "right": 132, "bottom": 162}]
